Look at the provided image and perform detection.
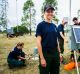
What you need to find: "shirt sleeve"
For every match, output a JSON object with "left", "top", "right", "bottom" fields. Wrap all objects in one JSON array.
[
  {"left": 35, "top": 23, "right": 42, "bottom": 37},
  {"left": 58, "top": 25, "right": 63, "bottom": 33}
]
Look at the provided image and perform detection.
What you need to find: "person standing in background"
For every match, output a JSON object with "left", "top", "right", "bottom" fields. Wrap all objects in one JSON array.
[
  {"left": 70, "top": 17, "right": 80, "bottom": 62},
  {"left": 58, "top": 19, "right": 68, "bottom": 63}
]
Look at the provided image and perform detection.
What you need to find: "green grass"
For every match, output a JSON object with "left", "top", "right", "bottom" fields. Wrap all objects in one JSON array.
[{"left": 0, "top": 34, "right": 80, "bottom": 74}]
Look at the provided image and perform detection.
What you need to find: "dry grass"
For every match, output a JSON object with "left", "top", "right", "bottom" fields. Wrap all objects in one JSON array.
[{"left": 0, "top": 34, "right": 80, "bottom": 74}]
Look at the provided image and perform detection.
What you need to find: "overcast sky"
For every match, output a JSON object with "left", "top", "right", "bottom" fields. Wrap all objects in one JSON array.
[{"left": 7, "top": 0, "right": 80, "bottom": 28}]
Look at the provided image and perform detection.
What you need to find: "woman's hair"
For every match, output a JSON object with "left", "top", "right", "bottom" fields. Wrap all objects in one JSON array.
[
  {"left": 16, "top": 42, "right": 24, "bottom": 47},
  {"left": 78, "top": 22, "right": 80, "bottom": 25},
  {"left": 73, "top": 17, "right": 78, "bottom": 21}
]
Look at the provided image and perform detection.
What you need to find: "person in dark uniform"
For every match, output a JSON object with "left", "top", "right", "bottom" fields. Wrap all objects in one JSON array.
[
  {"left": 58, "top": 19, "right": 68, "bottom": 54},
  {"left": 7, "top": 43, "right": 26, "bottom": 69},
  {"left": 57, "top": 19, "right": 68, "bottom": 63},
  {"left": 36, "top": 5, "right": 61, "bottom": 74}
]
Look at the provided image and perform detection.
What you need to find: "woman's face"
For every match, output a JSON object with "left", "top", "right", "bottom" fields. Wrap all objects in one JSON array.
[
  {"left": 73, "top": 20, "right": 78, "bottom": 24},
  {"left": 44, "top": 9, "right": 54, "bottom": 21},
  {"left": 17, "top": 45, "right": 24, "bottom": 50}
]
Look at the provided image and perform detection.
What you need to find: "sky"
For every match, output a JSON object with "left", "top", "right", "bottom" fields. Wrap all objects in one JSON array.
[{"left": 7, "top": 0, "right": 80, "bottom": 28}]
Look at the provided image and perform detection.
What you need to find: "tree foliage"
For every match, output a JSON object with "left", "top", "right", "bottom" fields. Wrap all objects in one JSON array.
[
  {"left": 0, "top": 18, "right": 7, "bottom": 30},
  {"left": 43, "top": 0, "right": 58, "bottom": 9},
  {"left": 13, "top": 25, "right": 29, "bottom": 35},
  {"left": 23, "top": 0, "right": 34, "bottom": 13},
  {"left": 22, "top": 0, "right": 36, "bottom": 35}
]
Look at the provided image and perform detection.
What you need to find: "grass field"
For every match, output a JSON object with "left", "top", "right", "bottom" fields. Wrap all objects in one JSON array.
[{"left": 0, "top": 33, "right": 80, "bottom": 74}]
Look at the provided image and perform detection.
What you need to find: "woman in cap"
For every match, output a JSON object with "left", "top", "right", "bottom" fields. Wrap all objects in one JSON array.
[{"left": 36, "top": 5, "right": 60, "bottom": 74}]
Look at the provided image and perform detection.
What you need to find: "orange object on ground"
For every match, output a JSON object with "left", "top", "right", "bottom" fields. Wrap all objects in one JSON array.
[{"left": 64, "top": 62, "right": 75, "bottom": 71}]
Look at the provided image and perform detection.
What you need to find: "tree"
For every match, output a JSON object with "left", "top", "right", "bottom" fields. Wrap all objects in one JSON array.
[
  {"left": 22, "top": 0, "right": 36, "bottom": 35},
  {"left": 53, "top": 15, "right": 59, "bottom": 24},
  {"left": 43, "top": 0, "right": 57, "bottom": 9},
  {"left": 0, "top": 18, "right": 7, "bottom": 31},
  {"left": 13, "top": 25, "right": 29, "bottom": 36}
]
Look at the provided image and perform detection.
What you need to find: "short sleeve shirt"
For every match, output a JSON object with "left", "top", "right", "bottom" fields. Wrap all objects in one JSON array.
[
  {"left": 58, "top": 24, "right": 64, "bottom": 40},
  {"left": 36, "top": 21, "right": 58, "bottom": 53}
]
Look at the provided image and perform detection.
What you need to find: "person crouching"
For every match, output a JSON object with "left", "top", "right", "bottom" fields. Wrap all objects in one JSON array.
[{"left": 7, "top": 42, "right": 26, "bottom": 69}]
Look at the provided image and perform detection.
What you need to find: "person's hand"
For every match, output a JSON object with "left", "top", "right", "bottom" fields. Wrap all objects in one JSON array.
[
  {"left": 64, "top": 38, "right": 68, "bottom": 43},
  {"left": 65, "top": 40, "right": 68, "bottom": 43},
  {"left": 19, "top": 59, "right": 21, "bottom": 61},
  {"left": 19, "top": 57, "right": 26, "bottom": 60},
  {"left": 60, "top": 53, "right": 63, "bottom": 62},
  {"left": 23, "top": 58, "right": 26, "bottom": 60},
  {"left": 40, "top": 58, "right": 46, "bottom": 67}
]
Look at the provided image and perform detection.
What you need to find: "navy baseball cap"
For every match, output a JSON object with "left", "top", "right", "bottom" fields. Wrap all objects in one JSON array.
[{"left": 44, "top": 5, "right": 55, "bottom": 12}]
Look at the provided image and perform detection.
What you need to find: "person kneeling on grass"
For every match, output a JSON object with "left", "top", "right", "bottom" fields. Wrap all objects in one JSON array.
[{"left": 7, "top": 42, "right": 26, "bottom": 69}]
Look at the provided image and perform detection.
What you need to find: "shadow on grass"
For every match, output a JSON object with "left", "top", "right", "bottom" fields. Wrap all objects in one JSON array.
[{"left": 0, "top": 59, "right": 39, "bottom": 74}]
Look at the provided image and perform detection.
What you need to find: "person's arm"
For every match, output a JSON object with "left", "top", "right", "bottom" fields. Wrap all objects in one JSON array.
[
  {"left": 60, "top": 32, "right": 65, "bottom": 40},
  {"left": 18, "top": 56, "right": 26, "bottom": 60},
  {"left": 36, "top": 23, "right": 46, "bottom": 67},
  {"left": 37, "top": 36, "right": 44, "bottom": 59},
  {"left": 60, "top": 32, "right": 68, "bottom": 43},
  {"left": 57, "top": 39, "right": 61, "bottom": 53},
  {"left": 36, "top": 36, "right": 46, "bottom": 67},
  {"left": 57, "top": 39, "right": 63, "bottom": 62},
  {"left": 58, "top": 25, "right": 65, "bottom": 40}
]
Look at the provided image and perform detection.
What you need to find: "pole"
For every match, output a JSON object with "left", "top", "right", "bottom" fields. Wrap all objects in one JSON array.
[
  {"left": 30, "top": 6, "right": 31, "bottom": 35},
  {"left": 69, "top": 0, "right": 71, "bottom": 25},
  {"left": 74, "top": 50, "right": 79, "bottom": 74},
  {"left": 78, "top": 10, "right": 80, "bottom": 20},
  {"left": 16, "top": 0, "right": 18, "bottom": 32},
  {"left": 5, "top": 0, "right": 7, "bottom": 33}
]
